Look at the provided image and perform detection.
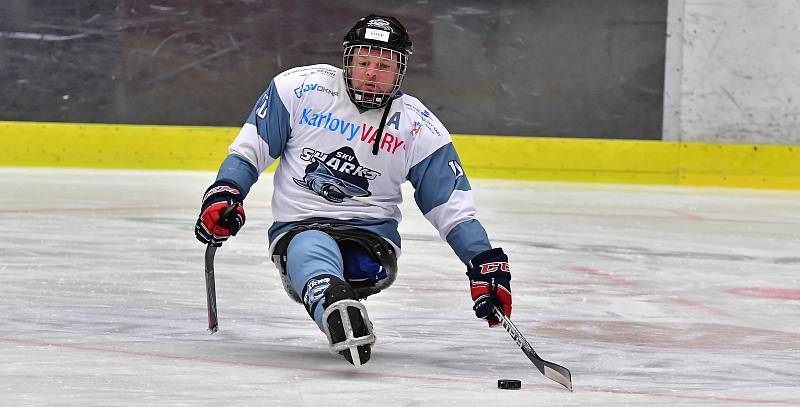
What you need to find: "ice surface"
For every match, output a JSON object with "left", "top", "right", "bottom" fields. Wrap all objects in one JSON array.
[{"left": 1, "top": 167, "right": 799, "bottom": 406}]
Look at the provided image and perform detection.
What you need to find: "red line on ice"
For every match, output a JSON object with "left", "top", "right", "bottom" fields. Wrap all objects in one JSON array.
[
  {"left": 572, "top": 267, "right": 638, "bottom": 286},
  {"left": 3, "top": 336, "right": 798, "bottom": 404},
  {"left": 726, "top": 287, "right": 800, "bottom": 300},
  {"left": 662, "top": 295, "right": 733, "bottom": 317},
  {"left": 668, "top": 209, "right": 706, "bottom": 220}
]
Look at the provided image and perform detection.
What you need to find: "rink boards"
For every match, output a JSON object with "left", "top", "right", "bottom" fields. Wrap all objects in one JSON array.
[{"left": 1, "top": 121, "right": 798, "bottom": 189}]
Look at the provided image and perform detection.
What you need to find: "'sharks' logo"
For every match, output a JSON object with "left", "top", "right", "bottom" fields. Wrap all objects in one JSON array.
[{"left": 293, "top": 146, "right": 380, "bottom": 203}]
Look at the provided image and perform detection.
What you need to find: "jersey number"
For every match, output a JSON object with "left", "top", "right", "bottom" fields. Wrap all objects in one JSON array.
[
  {"left": 448, "top": 160, "right": 464, "bottom": 178},
  {"left": 256, "top": 94, "right": 269, "bottom": 119}
]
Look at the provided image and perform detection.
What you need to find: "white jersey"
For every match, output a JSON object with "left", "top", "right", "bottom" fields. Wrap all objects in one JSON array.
[{"left": 217, "top": 64, "right": 491, "bottom": 263}]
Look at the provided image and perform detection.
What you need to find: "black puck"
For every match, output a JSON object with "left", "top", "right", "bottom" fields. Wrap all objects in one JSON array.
[{"left": 497, "top": 379, "right": 522, "bottom": 390}]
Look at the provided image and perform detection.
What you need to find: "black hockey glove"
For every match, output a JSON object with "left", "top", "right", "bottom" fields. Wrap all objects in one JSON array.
[
  {"left": 194, "top": 181, "right": 246, "bottom": 247},
  {"left": 466, "top": 248, "right": 512, "bottom": 327}
]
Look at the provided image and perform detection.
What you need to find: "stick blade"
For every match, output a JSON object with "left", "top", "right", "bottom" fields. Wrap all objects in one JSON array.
[
  {"left": 541, "top": 360, "right": 572, "bottom": 391},
  {"left": 493, "top": 306, "right": 573, "bottom": 391},
  {"left": 523, "top": 346, "right": 573, "bottom": 391}
]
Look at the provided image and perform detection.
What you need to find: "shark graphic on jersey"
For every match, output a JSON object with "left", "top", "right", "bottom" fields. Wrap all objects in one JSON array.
[{"left": 293, "top": 146, "right": 380, "bottom": 203}]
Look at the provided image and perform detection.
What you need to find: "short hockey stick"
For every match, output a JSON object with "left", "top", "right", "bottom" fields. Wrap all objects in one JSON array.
[
  {"left": 493, "top": 306, "right": 573, "bottom": 391},
  {"left": 203, "top": 203, "right": 240, "bottom": 334}
]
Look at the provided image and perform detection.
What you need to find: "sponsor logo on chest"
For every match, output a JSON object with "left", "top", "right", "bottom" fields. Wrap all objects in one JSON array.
[
  {"left": 294, "top": 83, "right": 339, "bottom": 98},
  {"left": 405, "top": 103, "right": 443, "bottom": 137},
  {"left": 298, "top": 108, "right": 405, "bottom": 154}
]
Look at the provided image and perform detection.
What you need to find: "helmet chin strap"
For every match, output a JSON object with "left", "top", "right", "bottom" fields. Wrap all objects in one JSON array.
[{"left": 371, "top": 98, "right": 394, "bottom": 155}]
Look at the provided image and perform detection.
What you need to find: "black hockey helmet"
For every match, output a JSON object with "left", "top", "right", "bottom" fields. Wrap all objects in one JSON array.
[
  {"left": 343, "top": 15, "right": 413, "bottom": 55},
  {"left": 342, "top": 15, "right": 413, "bottom": 109}
]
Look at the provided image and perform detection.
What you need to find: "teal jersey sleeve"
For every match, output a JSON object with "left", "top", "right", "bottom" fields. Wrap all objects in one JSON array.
[{"left": 408, "top": 143, "right": 491, "bottom": 264}]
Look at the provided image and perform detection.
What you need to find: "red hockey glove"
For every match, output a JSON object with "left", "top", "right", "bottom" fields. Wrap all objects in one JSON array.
[
  {"left": 194, "top": 181, "right": 246, "bottom": 247},
  {"left": 466, "top": 248, "right": 512, "bottom": 327}
]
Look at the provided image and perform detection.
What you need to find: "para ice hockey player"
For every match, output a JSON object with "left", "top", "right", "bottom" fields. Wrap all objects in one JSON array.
[{"left": 195, "top": 14, "right": 513, "bottom": 366}]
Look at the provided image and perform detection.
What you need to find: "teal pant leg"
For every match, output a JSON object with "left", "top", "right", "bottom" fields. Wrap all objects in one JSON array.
[{"left": 286, "top": 230, "right": 344, "bottom": 330}]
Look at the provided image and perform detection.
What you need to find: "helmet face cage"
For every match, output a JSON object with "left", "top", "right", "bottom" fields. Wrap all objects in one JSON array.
[
  {"left": 342, "top": 15, "right": 412, "bottom": 109},
  {"left": 343, "top": 44, "right": 408, "bottom": 109}
]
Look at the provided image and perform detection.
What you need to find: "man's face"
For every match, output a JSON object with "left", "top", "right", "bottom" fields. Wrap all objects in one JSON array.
[{"left": 349, "top": 46, "right": 400, "bottom": 95}]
